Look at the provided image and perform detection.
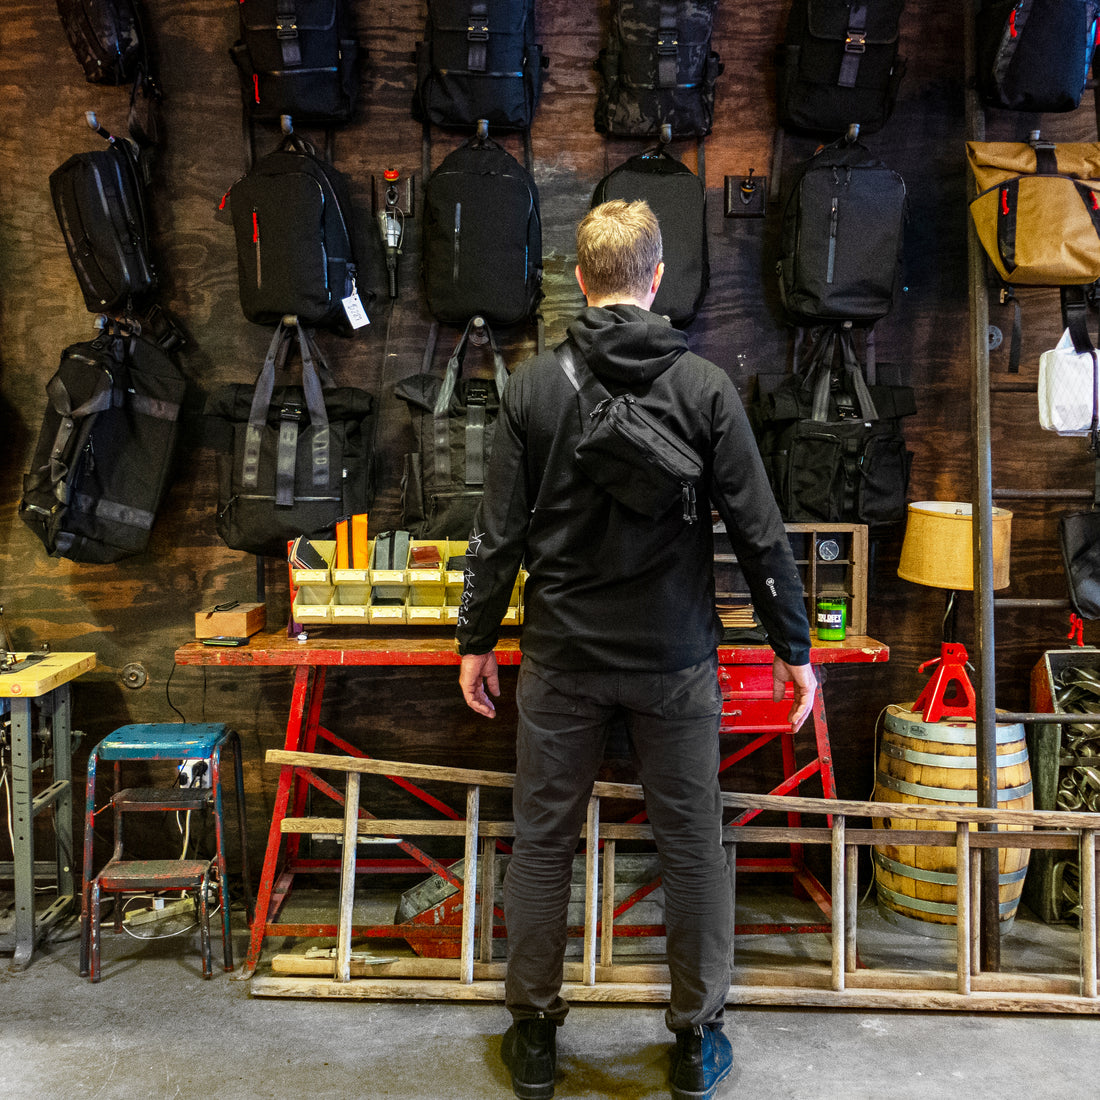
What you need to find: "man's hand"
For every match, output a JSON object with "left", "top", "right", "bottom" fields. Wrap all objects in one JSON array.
[
  {"left": 773, "top": 656, "right": 817, "bottom": 732},
  {"left": 460, "top": 651, "right": 501, "bottom": 718}
]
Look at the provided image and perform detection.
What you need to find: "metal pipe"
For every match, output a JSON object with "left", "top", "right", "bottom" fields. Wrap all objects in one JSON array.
[{"left": 963, "top": 0, "right": 1001, "bottom": 971}]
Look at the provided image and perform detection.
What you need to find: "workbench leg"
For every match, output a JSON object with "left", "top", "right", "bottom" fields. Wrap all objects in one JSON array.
[
  {"left": 237, "top": 664, "right": 314, "bottom": 980},
  {"left": 8, "top": 699, "right": 36, "bottom": 970},
  {"left": 51, "top": 685, "right": 75, "bottom": 911},
  {"left": 810, "top": 669, "right": 837, "bottom": 801},
  {"left": 286, "top": 667, "right": 325, "bottom": 864}
]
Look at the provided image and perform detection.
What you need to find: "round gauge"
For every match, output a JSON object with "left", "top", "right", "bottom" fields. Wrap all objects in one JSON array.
[{"left": 818, "top": 539, "right": 841, "bottom": 562}]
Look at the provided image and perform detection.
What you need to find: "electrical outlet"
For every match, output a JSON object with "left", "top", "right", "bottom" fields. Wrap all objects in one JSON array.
[
  {"left": 724, "top": 172, "right": 767, "bottom": 218},
  {"left": 371, "top": 171, "right": 415, "bottom": 219},
  {"left": 178, "top": 758, "right": 211, "bottom": 787}
]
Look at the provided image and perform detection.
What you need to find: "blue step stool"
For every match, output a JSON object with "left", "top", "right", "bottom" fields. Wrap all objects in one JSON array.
[{"left": 80, "top": 723, "right": 253, "bottom": 982}]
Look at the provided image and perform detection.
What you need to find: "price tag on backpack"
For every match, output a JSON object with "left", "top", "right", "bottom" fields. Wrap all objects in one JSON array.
[{"left": 342, "top": 290, "right": 370, "bottom": 329}]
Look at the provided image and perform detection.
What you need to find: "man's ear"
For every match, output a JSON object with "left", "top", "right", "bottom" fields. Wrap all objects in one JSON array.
[
  {"left": 651, "top": 261, "right": 665, "bottom": 295},
  {"left": 575, "top": 264, "right": 588, "bottom": 298}
]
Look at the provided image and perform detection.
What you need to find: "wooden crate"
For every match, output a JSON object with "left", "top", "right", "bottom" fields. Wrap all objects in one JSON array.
[{"left": 713, "top": 522, "right": 869, "bottom": 637}]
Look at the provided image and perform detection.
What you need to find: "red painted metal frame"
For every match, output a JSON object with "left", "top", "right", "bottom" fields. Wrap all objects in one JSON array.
[{"left": 175, "top": 633, "right": 888, "bottom": 975}]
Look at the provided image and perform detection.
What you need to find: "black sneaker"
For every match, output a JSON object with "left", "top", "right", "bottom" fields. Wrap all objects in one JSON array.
[
  {"left": 669, "top": 1024, "right": 733, "bottom": 1100},
  {"left": 501, "top": 1015, "right": 557, "bottom": 1100}
]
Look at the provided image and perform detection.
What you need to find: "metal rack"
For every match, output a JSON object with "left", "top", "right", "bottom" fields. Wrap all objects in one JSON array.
[{"left": 964, "top": 0, "right": 1100, "bottom": 968}]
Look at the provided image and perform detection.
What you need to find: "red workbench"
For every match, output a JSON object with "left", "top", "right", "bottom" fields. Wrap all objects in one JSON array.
[{"left": 175, "top": 631, "right": 888, "bottom": 977}]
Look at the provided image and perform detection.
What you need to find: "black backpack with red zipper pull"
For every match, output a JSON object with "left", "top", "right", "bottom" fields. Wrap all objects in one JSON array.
[
  {"left": 230, "top": 0, "right": 363, "bottom": 125},
  {"left": 222, "top": 132, "right": 363, "bottom": 329}
]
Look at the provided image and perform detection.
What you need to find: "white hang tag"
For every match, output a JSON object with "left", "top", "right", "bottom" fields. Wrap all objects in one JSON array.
[{"left": 342, "top": 291, "right": 370, "bottom": 329}]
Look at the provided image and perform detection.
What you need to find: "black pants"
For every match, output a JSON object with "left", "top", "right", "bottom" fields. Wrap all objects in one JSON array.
[{"left": 504, "top": 653, "right": 731, "bottom": 1033}]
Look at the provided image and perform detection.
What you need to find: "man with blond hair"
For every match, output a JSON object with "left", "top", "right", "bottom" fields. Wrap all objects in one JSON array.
[{"left": 458, "top": 199, "right": 815, "bottom": 1100}]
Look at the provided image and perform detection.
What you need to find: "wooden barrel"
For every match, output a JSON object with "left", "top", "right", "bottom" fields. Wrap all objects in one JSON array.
[{"left": 872, "top": 704, "right": 1033, "bottom": 938}]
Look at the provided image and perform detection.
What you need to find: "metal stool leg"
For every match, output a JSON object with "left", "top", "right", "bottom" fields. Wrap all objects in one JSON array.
[
  {"left": 209, "top": 743, "right": 233, "bottom": 971},
  {"left": 79, "top": 751, "right": 99, "bottom": 978}
]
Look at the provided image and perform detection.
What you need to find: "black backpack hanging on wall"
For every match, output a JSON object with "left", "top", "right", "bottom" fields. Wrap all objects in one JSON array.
[
  {"left": 413, "top": 0, "right": 546, "bottom": 131},
  {"left": 594, "top": 0, "right": 723, "bottom": 137},
  {"left": 421, "top": 131, "right": 542, "bottom": 327},
  {"left": 395, "top": 317, "right": 510, "bottom": 539},
  {"left": 777, "top": 135, "right": 907, "bottom": 327},
  {"left": 591, "top": 146, "right": 708, "bottom": 327},
  {"left": 976, "top": 0, "right": 1100, "bottom": 113},
  {"left": 20, "top": 320, "right": 186, "bottom": 563},
  {"left": 776, "top": 0, "right": 907, "bottom": 136},
  {"left": 50, "top": 127, "right": 156, "bottom": 314},
  {"left": 751, "top": 327, "right": 914, "bottom": 529},
  {"left": 223, "top": 132, "right": 362, "bottom": 328},
  {"left": 230, "top": 0, "right": 362, "bottom": 125},
  {"left": 56, "top": 0, "right": 146, "bottom": 85},
  {"left": 204, "top": 320, "right": 374, "bottom": 557}
]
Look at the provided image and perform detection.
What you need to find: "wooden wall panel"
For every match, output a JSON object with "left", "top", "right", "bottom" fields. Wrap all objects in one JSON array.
[{"left": 1, "top": 1, "right": 1097, "bottom": 874}]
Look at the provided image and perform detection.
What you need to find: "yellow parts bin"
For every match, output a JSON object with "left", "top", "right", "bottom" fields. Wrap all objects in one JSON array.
[{"left": 289, "top": 537, "right": 524, "bottom": 626}]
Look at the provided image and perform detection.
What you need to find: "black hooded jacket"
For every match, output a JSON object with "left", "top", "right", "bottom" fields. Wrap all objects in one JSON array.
[{"left": 455, "top": 304, "right": 811, "bottom": 670}]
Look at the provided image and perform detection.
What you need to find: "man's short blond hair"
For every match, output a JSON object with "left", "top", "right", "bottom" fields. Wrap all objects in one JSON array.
[{"left": 576, "top": 199, "right": 663, "bottom": 302}]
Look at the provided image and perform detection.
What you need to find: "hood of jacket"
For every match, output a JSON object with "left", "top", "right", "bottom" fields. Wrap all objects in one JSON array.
[{"left": 566, "top": 304, "right": 688, "bottom": 388}]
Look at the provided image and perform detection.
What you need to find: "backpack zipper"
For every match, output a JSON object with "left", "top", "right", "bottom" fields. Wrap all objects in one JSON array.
[
  {"left": 826, "top": 197, "right": 838, "bottom": 285},
  {"left": 453, "top": 202, "right": 462, "bottom": 283},
  {"left": 252, "top": 208, "right": 262, "bottom": 289}
]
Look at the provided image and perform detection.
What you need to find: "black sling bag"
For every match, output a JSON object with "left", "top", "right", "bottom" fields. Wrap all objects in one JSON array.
[{"left": 556, "top": 341, "right": 703, "bottom": 523}]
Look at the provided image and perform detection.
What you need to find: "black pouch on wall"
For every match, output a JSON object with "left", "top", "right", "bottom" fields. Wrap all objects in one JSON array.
[
  {"left": 976, "top": 0, "right": 1100, "bottom": 114},
  {"left": 50, "top": 132, "right": 156, "bottom": 314}
]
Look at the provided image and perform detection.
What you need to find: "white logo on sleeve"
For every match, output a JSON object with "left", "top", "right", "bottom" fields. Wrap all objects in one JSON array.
[{"left": 766, "top": 577, "right": 777, "bottom": 597}]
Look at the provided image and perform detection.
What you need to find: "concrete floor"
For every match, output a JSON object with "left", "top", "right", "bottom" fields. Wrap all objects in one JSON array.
[{"left": 4, "top": 885, "right": 1100, "bottom": 1100}]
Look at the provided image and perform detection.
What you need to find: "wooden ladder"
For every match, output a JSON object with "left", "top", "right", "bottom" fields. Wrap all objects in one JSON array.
[{"left": 252, "top": 749, "right": 1100, "bottom": 1013}]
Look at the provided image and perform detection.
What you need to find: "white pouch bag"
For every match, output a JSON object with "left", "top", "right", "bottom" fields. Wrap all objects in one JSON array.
[{"left": 1038, "top": 328, "right": 1099, "bottom": 436}]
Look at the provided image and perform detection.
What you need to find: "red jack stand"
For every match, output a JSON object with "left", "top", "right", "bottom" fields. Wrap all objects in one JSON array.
[{"left": 913, "top": 641, "right": 977, "bottom": 722}]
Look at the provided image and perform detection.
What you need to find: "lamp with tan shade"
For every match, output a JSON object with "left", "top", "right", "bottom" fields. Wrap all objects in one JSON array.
[{"left": 897, "top": 501, "right": 1013, "bottom": 721}]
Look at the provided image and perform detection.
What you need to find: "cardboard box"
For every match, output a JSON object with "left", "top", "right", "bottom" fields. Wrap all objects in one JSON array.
[{"left": 195, "top": 602, "right": 266, "bottom": 639}]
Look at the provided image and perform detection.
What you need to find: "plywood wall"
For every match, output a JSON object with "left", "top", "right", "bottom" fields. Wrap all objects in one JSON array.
[{"left": 1, "top": 1, "right": 1095, "bottom": 870}]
